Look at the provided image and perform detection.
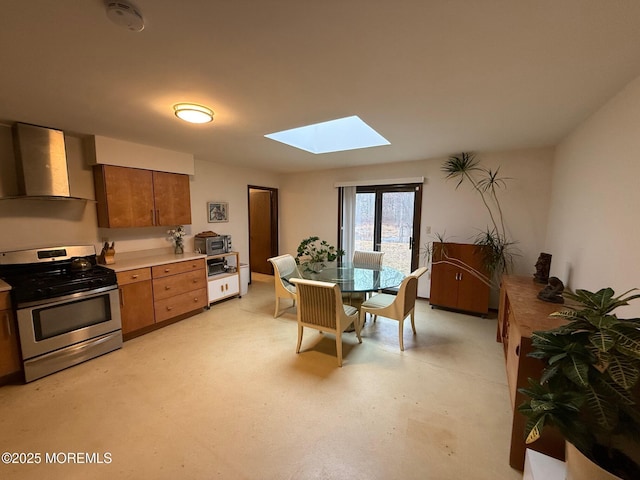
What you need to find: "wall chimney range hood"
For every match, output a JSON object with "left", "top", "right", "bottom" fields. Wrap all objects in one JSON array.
[{"left": 4, "top": 122, "right": 89, "bottom": 201}]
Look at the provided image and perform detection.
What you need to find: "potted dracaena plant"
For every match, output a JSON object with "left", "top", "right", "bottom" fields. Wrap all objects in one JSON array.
[
  {"left": 518, "top": 287, "right": 640, "bottom": 480},
  {"left": 440, "top": 152, "right": 518, "bottom": 283}
]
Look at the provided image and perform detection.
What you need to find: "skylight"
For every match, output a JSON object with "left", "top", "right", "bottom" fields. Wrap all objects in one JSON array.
[{"left": 264, "top": 115, "right": 390, "bottom": 154}]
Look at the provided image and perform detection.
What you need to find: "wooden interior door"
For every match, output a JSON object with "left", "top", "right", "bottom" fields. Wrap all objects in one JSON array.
[{"left": 249, "top": 187, "right": 277, "bottom": 274}]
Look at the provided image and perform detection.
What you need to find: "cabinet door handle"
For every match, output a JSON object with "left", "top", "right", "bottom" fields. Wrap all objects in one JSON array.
[
  {"left": 131, "top": 274, "right": 139, "bottom": 279},
  {"left": 194, "top": 297, "right": 198, "bottom": 302},
  {"left": 4, "top": 312, "right": 11, "bottom": 337},
  {"left": 165, "top": 285, "right": 171, "bottom": 290},
  {"left": 119, "top": 288, "right": 124, "bottom": 307},
  {"left": 166, "top": 306, "right": 173, "bottom": 311},
  {"left": 192, "top": 279, "right": 198, "bottom": 283},
  {"left": 220, "top": 285, "right": 224, "bottom": 292},
  {"left": 459, "top": 272, "right": 463, "bottom": 281},
  {"left": 164, "top": 268, "right": 171, "bottom": 273}
]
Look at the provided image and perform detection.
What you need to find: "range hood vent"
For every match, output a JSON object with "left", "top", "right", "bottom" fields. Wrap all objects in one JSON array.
[{"left": 6, "top": 123, "right": 88, "bottom": 201}]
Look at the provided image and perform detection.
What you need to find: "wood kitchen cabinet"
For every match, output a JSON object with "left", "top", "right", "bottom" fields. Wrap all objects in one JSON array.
[
  {"left": 497, "top": 275, "right": 567, "bottom": 470},
  {"left": 152, "top": 259, "right": 207, "bottom": 323},
  {"left": 93, "top": 164, "right": 192, "bottom": 228},
  {"left": 0, "top": 292, "right": 22, "bottom": 382},
  {"left": 116, "top": 268, "right": 155, "bottom": 337},
  {"left": 429, "top": 242, "right": 490, "bottom": 315},
  {"left": 151, "top": 171, "right": 191, "bottom": 227}
]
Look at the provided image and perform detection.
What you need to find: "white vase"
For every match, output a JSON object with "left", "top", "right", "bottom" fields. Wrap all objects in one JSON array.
[{"left": 566, "top": 442, "right": 622, "bottom": 480}]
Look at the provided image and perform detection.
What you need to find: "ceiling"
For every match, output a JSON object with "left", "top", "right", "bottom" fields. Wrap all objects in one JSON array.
[{"left": 2, "top": 1, "right": 640, "bottom": 173}]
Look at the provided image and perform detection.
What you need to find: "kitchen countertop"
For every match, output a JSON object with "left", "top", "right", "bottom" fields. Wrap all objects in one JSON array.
[
  {"left": 103, "top": 249, "right": 207, "bottom": 273},
  {"left": 0, "top": 279, "right": 11, "bottom": 292}
]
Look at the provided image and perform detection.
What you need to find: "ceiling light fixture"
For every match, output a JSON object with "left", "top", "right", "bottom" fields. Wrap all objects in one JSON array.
[{"left": 173, "top": 103, "right": 214, "bottom": 124}]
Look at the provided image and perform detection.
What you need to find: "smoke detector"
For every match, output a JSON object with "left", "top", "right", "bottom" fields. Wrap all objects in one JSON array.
[{"left": 106, "top": 1, "right": 145, "bottom": 32}]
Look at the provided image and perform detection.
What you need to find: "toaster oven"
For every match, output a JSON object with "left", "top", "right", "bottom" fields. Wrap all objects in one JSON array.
[{"left": 195, "top": 235, "right": 232, "bottom": 255}]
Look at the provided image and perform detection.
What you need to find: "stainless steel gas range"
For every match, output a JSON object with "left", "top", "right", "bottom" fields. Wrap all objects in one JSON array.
[{"left": 0, "top": 245, "right": 122, "bottom": 382}]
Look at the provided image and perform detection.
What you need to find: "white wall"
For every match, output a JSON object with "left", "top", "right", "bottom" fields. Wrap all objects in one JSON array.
[
  {"left": 0, "top": 124, "right": 279, "bottom": 264},
  {"left": 280, "top": 147, "right": 555, "bottom": 300},
  {"left": 546, "top": 74, "right": 640, "bottom": 316},
  {"left": 189, "top": 159, "right": 280, "bottom": 264}
]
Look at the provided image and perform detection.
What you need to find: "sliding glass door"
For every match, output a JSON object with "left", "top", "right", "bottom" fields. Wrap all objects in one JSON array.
[{"left": 342, "top": 184, "right": 422, "bottom": 275}]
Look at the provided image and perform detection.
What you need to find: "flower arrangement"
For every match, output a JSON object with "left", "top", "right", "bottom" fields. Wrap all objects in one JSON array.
[
  {"left": 296, "top": 236, "right": 344, "bottom": 273},
  {"left": 168, "top": 225, "right": 186, "bottom": 253}
]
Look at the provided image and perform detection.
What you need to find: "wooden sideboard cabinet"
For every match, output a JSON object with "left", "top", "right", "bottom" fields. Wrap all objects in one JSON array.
[
  {"left": 0, "top": 292, "right": 22, "bottom": 382},
  {"left": 93, "top": 164, "right": 192, "bottom": 228},
  {"left": 497, "top": 275, "right": 568, "bottom": 470},
  {"left": 117, "top": 268, "right": 155, "bottom": 336},
  {"left": 429, "top": 242, "right": 490, "bottom": 315}
]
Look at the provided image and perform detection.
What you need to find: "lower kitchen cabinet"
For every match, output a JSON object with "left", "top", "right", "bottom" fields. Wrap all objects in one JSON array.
[
  {"left": 116, "top": 258, "right": 207, "bottom": 339},
  {"left": 116, "top": 268, "right": 154, "bottom": 335},
  {"left": 0, "top": 292, "right": 22, "bottom": 381},
  {"left": 152, "top": 259, "right": 207, "bottom": 323},
  {"left": 206, "top": 252, "right": 241, "bottom": 304},
  {"left": 208, "top": 273, "right": 240, "bottom": 303}
]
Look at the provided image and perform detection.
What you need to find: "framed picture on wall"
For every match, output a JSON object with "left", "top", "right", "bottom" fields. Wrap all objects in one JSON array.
[{"left": 208, "top": 202, "right": 229, "bottom": 223}]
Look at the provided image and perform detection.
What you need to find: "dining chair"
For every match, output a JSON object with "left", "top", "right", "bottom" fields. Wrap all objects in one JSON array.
[
  {"left": 352, "top": 250, "right": 384, "bottom": 268},
  {"left": 289, "top": 278, "right": 361, "bottom": 367},
  {"left": 349, "top": 250, "right": 385, "bottom": 304},
  {"left": 267, "top": 254, "right": 301, "bottom": 318},
  {"left": 358, "top": 266, "right": 427, "bottom": 351}
]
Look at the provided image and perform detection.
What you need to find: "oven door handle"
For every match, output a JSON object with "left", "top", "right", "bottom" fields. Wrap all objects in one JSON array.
[{"left": 17, "top": 285, "right": 118, "bottom": 310}]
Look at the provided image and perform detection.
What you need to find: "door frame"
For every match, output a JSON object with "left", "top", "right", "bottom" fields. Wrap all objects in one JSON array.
[
  {"left": 339, "top": 183, "right": 422, "bottom": 272},
  {"left": 247, "top": 185, "right": 279, "bottom": 275}
]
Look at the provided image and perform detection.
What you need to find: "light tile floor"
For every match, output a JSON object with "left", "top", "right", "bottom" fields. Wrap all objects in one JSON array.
[{"left": 0, "top": 273, "right": 522, "bottom": 480}]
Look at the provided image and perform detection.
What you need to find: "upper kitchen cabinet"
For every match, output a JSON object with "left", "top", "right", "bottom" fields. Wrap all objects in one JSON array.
[
  {"left": 152, "top": 170, "right": 191, "bottom": 226},
  {"left": 93, "top": 164, "right": 191, "bottom": 228}
]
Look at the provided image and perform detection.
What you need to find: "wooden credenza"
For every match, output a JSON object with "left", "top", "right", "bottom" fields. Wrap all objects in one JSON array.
[
  {"left": 497, "top": 275, "right": 568, "bottom": 470},
  {"left": 429, "top": 242, "right": 490, "bottom": 315}
]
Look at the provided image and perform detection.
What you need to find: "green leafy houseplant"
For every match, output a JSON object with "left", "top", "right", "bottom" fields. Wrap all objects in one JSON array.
[
  {"left": 295, "top": 236, "right": 345, "bottom": 273},
  {"left": 441, "top": 152, "right": 517, "bottom": 281},
  {"left": 518, "top": 288, "right": 640, "bottom": 479}
]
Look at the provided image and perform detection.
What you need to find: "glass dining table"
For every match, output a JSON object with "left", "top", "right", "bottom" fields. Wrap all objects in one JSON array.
[{"left": 282, "top": 262, "right": 405, "bottom": 294}]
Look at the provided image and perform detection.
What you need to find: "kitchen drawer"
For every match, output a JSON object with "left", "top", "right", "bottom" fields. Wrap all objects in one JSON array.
[
  {"left": 152, "top": 259, "right": 205, "bottom": 278},
  {"left": 154, "top": 287, "right": 207, "bottom": 323},
  {"left": 116, "top": 267, "right": 152, "bottom": 286},
  {"left": 153, "top": 269, "right": 207, "bottom": 300},
  {"left": 0, "top": 292, "right": 10, "bottom": 310}
]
